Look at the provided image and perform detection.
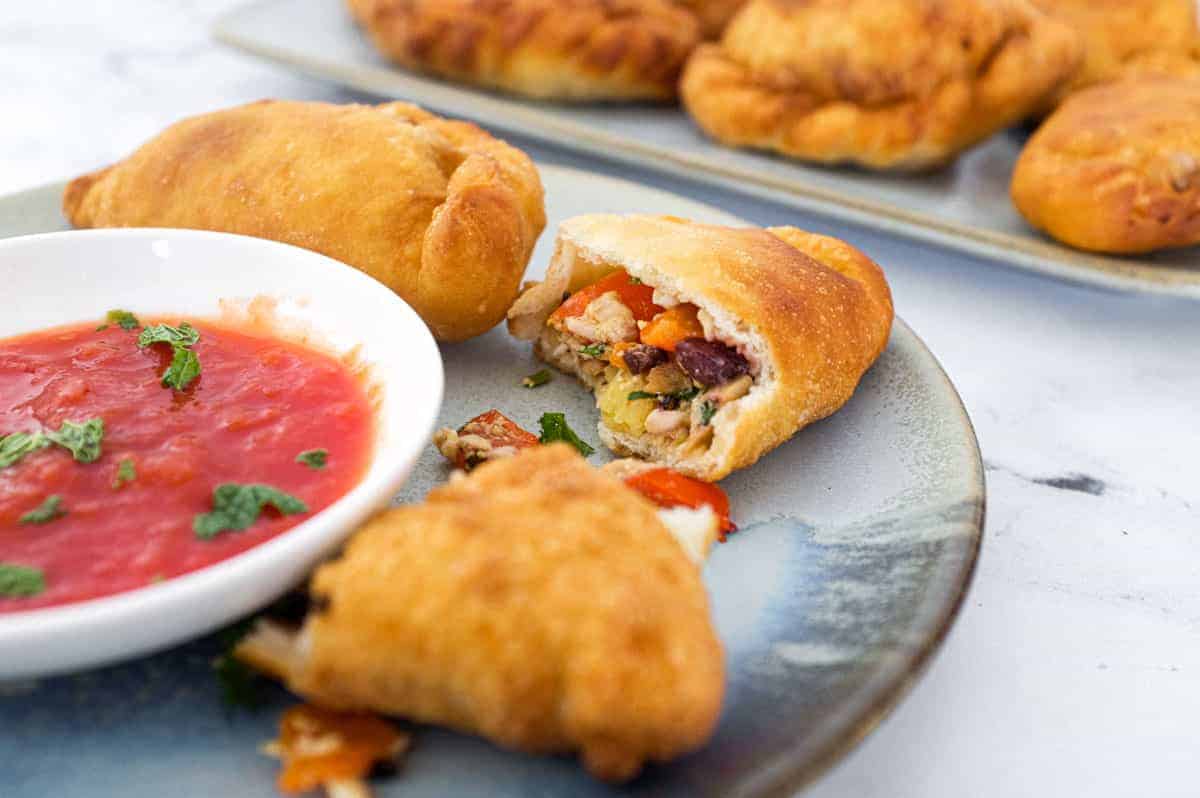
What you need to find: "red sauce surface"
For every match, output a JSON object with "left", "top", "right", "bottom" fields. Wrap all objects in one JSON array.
[{"left": 0, "top": 319, "right": 374, "bottom": 612}]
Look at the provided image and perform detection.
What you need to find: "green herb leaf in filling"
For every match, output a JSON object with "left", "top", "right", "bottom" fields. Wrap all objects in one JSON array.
[
  {"left": 699, "top": 401, "right": 718, "bottom": 426},
  {"left": 194, "top": 484, "right": 309, "bottom": 540},
  {"left": 579, "top": 343, "right": 607, "bottom": 358},
  {"left": 538, "top": 412, "right": 595, "bottom": 457},
  {"left": 0, "top": 563, "right": 45, "bottom": 598}
]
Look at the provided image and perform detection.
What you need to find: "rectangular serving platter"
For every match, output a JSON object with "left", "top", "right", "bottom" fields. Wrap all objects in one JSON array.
[{"left": 213, "top": 0, "right": 1200, "bottom": 299}]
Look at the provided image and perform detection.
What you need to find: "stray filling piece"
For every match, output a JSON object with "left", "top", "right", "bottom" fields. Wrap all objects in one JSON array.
[
  {"left": 433, "top": 409, "right": 736, "bottom": 537},
  {"left": 264, "top": 704, "right": 411, "bottom": 798},
  {"left": 544, "top": 269, "right": 753, "bottom": 453}
]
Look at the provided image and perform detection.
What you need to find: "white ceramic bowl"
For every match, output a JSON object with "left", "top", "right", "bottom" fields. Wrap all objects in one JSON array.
[{"left": 0, "top": 229, "right": 443, "bottom": 680}]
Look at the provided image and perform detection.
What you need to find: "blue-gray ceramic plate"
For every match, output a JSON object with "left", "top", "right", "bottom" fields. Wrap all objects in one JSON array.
[{"left": 0, "top": 165, "right": 983, "bottom": 797}]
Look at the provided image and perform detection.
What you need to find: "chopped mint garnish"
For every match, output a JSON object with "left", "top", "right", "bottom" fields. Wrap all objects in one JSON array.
[
  {"left": 537, "top": 413, "right": 595, "bottom": 457},
  {"left": 19, "top": 495, "right": 66, "bottom": 525},
  {"left": 0, "top": 563, "right": 45, "bottom": 598},
  {"left": 296, "top": 449, "right": 328, "bottom": 470},
  {"left": 194, "top": 484, "right": 309, "bottom": 540}
]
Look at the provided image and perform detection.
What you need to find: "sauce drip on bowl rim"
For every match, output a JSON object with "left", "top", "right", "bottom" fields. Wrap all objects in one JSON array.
[{"left": 0, "top": 315, "right": 374, "bottom": 612}]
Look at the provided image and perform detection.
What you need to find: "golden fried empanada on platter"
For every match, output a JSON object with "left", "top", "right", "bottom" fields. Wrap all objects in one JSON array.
[
  {"left": 1011, "top": 77, "right": 1200, "bottom": 254},
  {"left": 350, "top": 0, "right": 701, "bottom": 101},
  {"left": 507, "top": 215, "right": 894, "bottom": 481},
  {"left": 236, "top": 444, "right": 724, "bottom": 783},
  {"left": 680, "top": 0, "right": 1082, "bottom": 170},
  {"left": 673, "top": 0, "right": 747, "bottom": 38},
  {"left": 1032, "top": 0, "right": 1200, "bottom": 110},
  {"left": 63, "top": 100, "right": 545, "bottom": 342}
]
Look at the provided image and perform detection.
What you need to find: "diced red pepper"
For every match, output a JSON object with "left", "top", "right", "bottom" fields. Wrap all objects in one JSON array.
[
  {"left": 639, "top": 304, "right": 705, "bottom": 352},
  {"left": 548, "top": 270, "right": 663, "bottom": 325},
  {"left": 452, "top": 410, "right": 540, "bottom": 470},
  {"left": 624, "top": 468, "right": 737, "bottom": 539}
]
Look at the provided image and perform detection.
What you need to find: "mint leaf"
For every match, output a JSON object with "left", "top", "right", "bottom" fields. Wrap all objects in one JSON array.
[
  {"left": 699, "top": 400, "right": 717, "bottom": 426},
  {"left": 296, "top": 449, "right": 328, "bottom": 470},
  {"left": 579, "top": 343, "right": 607, "bottom": 358},
  {"left": 45, "top": 417, "right": 104, "bottom": 463},
  {"left": 0, "top": 431, "right": 50, "bottom": 469},
  {"left": 106, "top": 309, "right": 141, "bottom": 330},
  {"left": 0, "top": 563, "right": 45, "bottom": 597},
  {"left": 522, "top": 369, "right": 552, "bottom": 388},
  {"left": 538, "top": 412, "right": 595, "bottom": 457},
  {"left": 20, "top": 495, "right": 66, "bottom": 525},
  {"left": 194, "top": 484, "right": 309, "bottom": 540},
  {"left": 627, "top": 390, "right": 657, "bottom": 402},
  {"left": 113, "top": 457, "right": 136, "bottom": 489},
  {"left": 161, "top": 346, "right": 201, "bottom": 390},
  {"left": 137, "top": 322, "right": 199, "bottom": 348},
  {"left": 138, "top": 322, "right": 201, "bottom": 391}
]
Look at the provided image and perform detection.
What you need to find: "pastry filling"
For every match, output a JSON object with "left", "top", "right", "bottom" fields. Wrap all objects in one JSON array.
[{"left": 542, "top": 269, "right": 756, "bottom": 454}]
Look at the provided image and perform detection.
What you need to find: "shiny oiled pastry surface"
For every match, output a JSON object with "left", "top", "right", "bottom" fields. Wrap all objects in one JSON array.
[
  {"left": 351, "top": 0, "right": 701, "bottom": 100},
  {"left": 62, "top": 100, "right": 545, "bottom": 342},
  {"left": 289, "top": 444, "right": 724, "bottom": 782},
  {"left": 1011, "top": 77, "right": 1200, "bottom": 254},
  {"left": 680, "top": 0, "right": 1082, "bottom": 170},
  {"left": 1032, "top": 0, "right": 1200, "bottom": 108}
]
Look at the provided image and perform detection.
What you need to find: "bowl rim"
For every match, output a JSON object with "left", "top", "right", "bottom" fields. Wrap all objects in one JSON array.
[{"left": 0, "top": 228, "right": 444, "bottom": 675}]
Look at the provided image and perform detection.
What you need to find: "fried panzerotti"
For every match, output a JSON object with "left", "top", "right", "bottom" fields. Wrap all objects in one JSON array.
[
  {"left": 1011, "top": 77, "right": 1200, "bottom": 254},
  {"left": 62, "top": 100, "right": 545, "bottom": 342},
  {"left": 237, "top": 445, "right": 724, "bottom": 782},
  {"left": 673, "top": 0, "right": 747, "bottom": 38},
  {"left": 1032, "top": 0, "right": 1200, "bottom": 109},
  {"left": 350, "top": 0, "right": 700, "bottom": 101},
  {"left": 507, "top": 215, "right": 893, "bottom": 481},
  {"left": 680, "top": 0, "right": 1082, "bottom": 170}
]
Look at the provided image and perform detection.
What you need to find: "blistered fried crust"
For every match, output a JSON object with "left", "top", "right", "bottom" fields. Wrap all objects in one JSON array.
[
  {"left": 509, "top": 215, "right": 894, "bottom": 481},
  {"left": 62, "top": 100, "right": 545, "bottom": 342},
  {"left": 351, "top": 0, "right": 701, "bottom": 101},
  {"left": 1011, "top": 77, "right": 1200, "bottom": 254},
  {"left": 673, "top": 0, "right": 747, "bottom": 38},
  {"left": 290, "top": 444, "right": 724, "bottom": 782},
  {"left": 680, "top": 0, "right": 1082, "bottom": 170},
  {"left": 1032, "top": 0, "right": 1199, "bottom": 109}
]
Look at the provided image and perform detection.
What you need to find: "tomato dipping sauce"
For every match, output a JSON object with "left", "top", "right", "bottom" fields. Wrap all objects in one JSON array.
[{"left": 0, "top": 317, "right": 375, "bottom": 612}]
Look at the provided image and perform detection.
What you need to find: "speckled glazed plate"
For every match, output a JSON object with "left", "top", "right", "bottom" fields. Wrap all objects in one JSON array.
[
  {"left": 212, "top": 0, "right": 1200, "bottom": 299},
  {"left": 0, "top": 166, "right": 983, "bottom": 797}
]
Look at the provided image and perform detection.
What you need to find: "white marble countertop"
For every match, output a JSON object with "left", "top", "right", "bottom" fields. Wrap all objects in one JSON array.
[{"left": 3, "top": 2, "right": 1198, "bottom": 796}]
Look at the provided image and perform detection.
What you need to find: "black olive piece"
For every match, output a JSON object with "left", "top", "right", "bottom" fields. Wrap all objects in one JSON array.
[
  {"left": 621, "top": 344, "right": 669, "bottom": 375},
  {"left": 674, "top": 338, "right": 750, "bottom": 386}
]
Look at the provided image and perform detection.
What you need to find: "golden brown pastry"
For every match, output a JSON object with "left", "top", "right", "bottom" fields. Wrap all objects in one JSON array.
[
  {"left": 673, "top": 0, "right": 747, "bottom": 37},
  {"left": 507, "top": 215, "right": 894, "bottom": 481},
  {"left": 1011, "top": 77, "right": 1200, "bottom": 254},
  {"left": 1032, "top": 0, "right": 1200, "bottom": 109},
  {"left": 680, "top": 0, "right": 1082, "bottom": 170},
  {"left": 237, "top": 444, "right": 724, "bottom": 782},
  {"left": 63, "top": 100, "right": 545, "bottom": 342},
  {"left": 351, "top": 0, "right": 701, "bottom": 101}
]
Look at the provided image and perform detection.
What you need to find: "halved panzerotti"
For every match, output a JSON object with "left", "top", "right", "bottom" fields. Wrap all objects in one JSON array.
[{"left": 507, "top": 214, "right": 895, "bottom": 481}]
